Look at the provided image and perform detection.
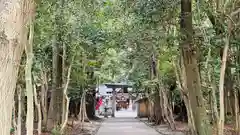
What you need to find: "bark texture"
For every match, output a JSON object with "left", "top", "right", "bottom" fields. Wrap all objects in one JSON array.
[
  {"left": 40, "top": 67, "right": 48, "bottom": 128},
  {"left": 17, "top": 85, "right": 22, "bottom": 135},
  {"left": 0, "top": 0, "right": 31, "bottom": 134},
  {"left": 33, "top": 84, "right": 42, "bottom": 135},
  {"left": 25, "top": 5, "right": 35, "bottom": 134},
  {"left": 61, "top": 62, "right": 73, "bottom": 132},
  {"left": 180, "top": 0, "right": 211, "bottom": 134}
]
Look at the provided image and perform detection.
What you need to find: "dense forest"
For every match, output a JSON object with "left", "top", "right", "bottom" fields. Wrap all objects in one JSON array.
[{"left": 0, "top": 0, "right": 240, "bottom": 135}]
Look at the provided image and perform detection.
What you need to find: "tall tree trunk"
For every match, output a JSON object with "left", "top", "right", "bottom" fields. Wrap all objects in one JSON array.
[
  {"left": 61, "top": 41, "right": 66, "bottom": 125},
  {"left": 234, "top": 88, "right": 240, "bottom": 134},
  {"left": 48, "top": 35, "right": 63, "bottom": 129},
  {"left": 78, "top": 91, "right": 85, "bottom": 130},
  {"left": 207, "top": 65, "right": 219, "bottom": 124},
  {"left": 236, "top": 38, "right": 240, "bottom": 135},
  {"left": 47, "top": 0, "right": 65, "bottom": 129},
  {"left": 17, "top": 85, "right": 22, "bottom": 135},
  {"left": 86, "top": 90, "right": 97, "bottom": 119},
  {"left": 61, "top": 63, "right": 73, "bottom": 133},
  {"left": 218, "top": 51, "right": 228, "bottom": 135},
  {"left": 161, "top": 86, "right": 176, "bottom": 129},
  {"left": 40, "top": 67, "right": 48, "bottom": 128},
  {"left": 147, "top": 98, "right": 155, "bottom": 122},
  {"left": 174, "top": 57, "right": 196, "bottom": 133},
  {"left": 83, "top": 95, "right": 90, "bottom": 122},
  {"left": 155, "top": 91, "right": 163, "bottom": 124},
  {"left": 180, "top": 0, "right": 212, "bottom": 134},
  {"left": 12, "top": 100, "right": 17, "bottom": 134},
  {"left": 172, "top": 26, "right": 196, "bottom": 134},
  {"left": 78, "top": 92, "right": 84, "bottom": 121},
  {"left": 218, "top": 33, "right": 229, "bottom": 135},
  {"left": 224, "top": 65, "right": 234, "bottom": 116},
  {"left": 218, "top": 10, "right": 235, "bottom": 134},
  {"left": 33, "top": 84, "right": 42, "bottom": 135},
  {"left": 203, "top": 0, "right": 235, "bottom": 119},
  {"left": 25, "top": 5, "right": 35, "bottom": 135},
  {"left": 0, "top": 0, "right": 31, "bottom": 134}
]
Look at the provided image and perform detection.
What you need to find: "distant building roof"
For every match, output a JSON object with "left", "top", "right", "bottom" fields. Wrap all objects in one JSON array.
[
  {"left": 135, "top": 97, "right": 148, "bottom": 103},
  {"left": 96, "top": 83, "right": 132, "bottom": 96},
  {"left": 104, "top": 83, "right": 132, "bottom": 88}
]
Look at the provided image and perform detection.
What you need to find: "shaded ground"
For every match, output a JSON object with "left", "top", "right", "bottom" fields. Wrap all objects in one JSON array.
[
  {"left": 36, "top": 118, "right": 103, "bottom": 135},
  {"left": 139, "top": 118, "right": 184, "bottom": 135},
  {"left": 140, "top": 118, "right": 235, "bottom": 135},
  {"left": 66, "top": 117, "right": 103, "bottom": 135}
]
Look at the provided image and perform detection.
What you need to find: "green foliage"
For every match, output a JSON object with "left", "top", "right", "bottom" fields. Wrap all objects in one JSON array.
[
  {"left": 10, "top": 128, "right": 14, "bottom": 134},
  {"left": 33, "top": 0, "right": 237, "bottom": 105},
  {"left": 51, "top": 126, "right": 62, "bottom": 135}
]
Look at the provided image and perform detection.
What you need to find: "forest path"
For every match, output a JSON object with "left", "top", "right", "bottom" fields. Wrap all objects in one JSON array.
[
  {"left": 96, "top": 117, "right": 162, "bottom": 135},
  {"left": 96, "top": 109, "right": 162, "bottom": 135}
]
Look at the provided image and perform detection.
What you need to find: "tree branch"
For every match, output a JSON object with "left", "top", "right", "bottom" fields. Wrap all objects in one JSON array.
[{"left": 231, "top": 8, "right": 240, "bottom": 17}]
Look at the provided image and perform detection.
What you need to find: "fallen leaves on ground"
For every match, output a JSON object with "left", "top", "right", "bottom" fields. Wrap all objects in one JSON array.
[{"left": 175, "top": 121, "right": 235, "bottom": 135}]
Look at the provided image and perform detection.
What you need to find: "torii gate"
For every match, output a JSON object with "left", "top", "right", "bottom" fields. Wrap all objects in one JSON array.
[{"left": 104, "top": 83, "right": 132, "bottom": 117}]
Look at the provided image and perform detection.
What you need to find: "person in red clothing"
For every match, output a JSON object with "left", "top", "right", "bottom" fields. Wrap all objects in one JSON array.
[{"left": 96, "top": 96, "right": 103, "bottom": 110}]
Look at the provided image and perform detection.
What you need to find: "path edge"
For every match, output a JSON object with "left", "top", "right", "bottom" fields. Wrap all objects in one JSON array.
[
  {"left": 138, "top": 118, "right": 185, "bottom": 135},
  {"left": 92, "top": 118, "right": 104, "bottom": 135},
  {"left": 138, "top": 118, "right": 169, "bottom": 135}
]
